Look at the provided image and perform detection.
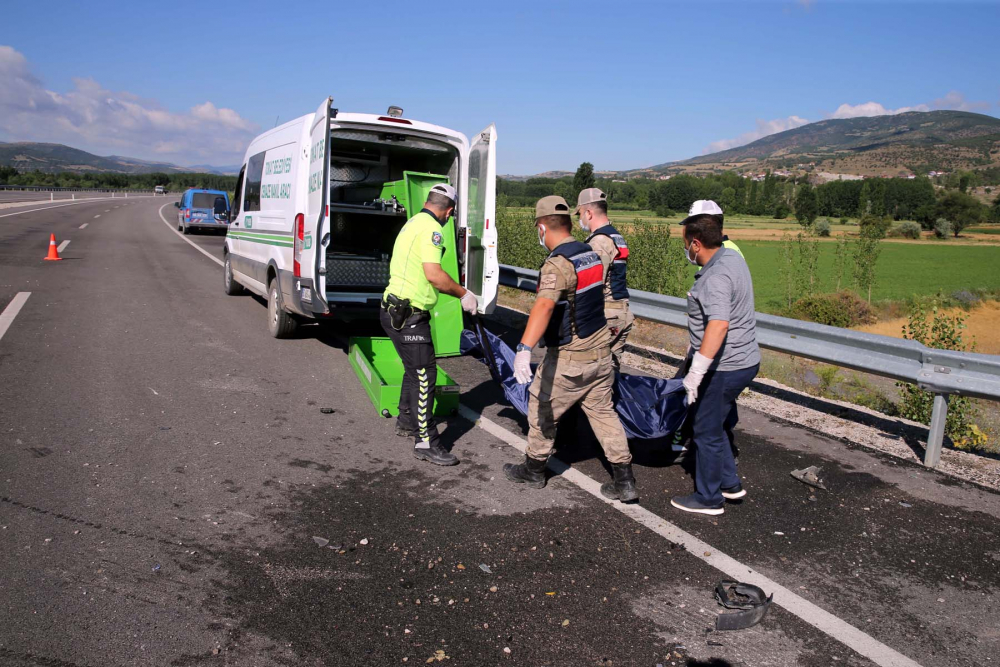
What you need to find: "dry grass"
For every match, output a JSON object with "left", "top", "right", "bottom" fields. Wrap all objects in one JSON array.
[{"left": 855, "top": 301, "right": 1000, "bottom": 355}]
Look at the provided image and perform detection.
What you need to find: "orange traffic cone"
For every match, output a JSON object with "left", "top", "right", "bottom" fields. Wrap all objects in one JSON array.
[{"left": 44, "top": 233, "right": 63, "bottom": 261}]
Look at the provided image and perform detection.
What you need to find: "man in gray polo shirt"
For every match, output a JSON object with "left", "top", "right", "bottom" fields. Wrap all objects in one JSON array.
[{"left": 670, "top": 212, "right": 761, "bottom": 516}]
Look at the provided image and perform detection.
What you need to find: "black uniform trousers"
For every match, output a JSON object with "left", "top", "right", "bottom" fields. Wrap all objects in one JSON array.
[{"left": 379, "top": 307, "right": 439, "bottom": 448}]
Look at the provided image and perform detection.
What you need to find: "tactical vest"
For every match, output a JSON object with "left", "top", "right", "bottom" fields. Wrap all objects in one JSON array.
[
  {"left": 586, "top": 224, "right": 630, "bottom": 301},
  {"left": 539, "top": 240, "right": 607, "bottom": 347}
]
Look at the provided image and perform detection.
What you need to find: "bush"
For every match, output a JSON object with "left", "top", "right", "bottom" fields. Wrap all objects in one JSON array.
[
  {"left": 933, "top": 218, "right": 952, "bottom": 238},
  {"left": 839, "top": 217, "right": 850, "bottom": 225},
  {"left": 897, "top": 302, "right": 983, "bottom": 447},
  {"left": 653, "top": 205, "right": 675, "bottom": 218},
  {"left": 859, "top": 214, "right": 891, "bottom": 239},
  {"left": 774, "top": 202, "right": 791, "bottom": 219},
  {"left": 813, "top": 219, "right": 831, "bottom": 237},
  {"left": 886, "top": 221, "right": 922, "bottom": 239},
  {"left": 791, "top": 291, "right": 877, "bottom": 328}
]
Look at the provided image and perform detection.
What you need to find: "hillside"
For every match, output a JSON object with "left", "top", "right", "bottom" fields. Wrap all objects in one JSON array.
[
  {"left": 650, "top": 110, "right": 1000, "bottom": 177},
  {"left": 0, "top": 142, "right": 234, "bottom": 175}
]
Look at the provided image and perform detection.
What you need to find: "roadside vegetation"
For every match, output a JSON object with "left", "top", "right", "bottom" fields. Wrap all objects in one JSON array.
[{"left": 0, "top": 166, "right": 237, "bottom": 192}]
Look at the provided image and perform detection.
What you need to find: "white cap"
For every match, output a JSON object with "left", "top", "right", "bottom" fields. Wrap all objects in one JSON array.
[
  {"left": 681, "top": 199, "right": 723, "bottom": 225},
  {"left": 429, "top": 183, "right": 458, "bottom": 205}
]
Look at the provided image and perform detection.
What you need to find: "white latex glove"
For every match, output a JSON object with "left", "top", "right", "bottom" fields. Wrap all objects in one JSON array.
[
  {"left": 514, "top": 349, "right": 533, "bottom": 384},
  {"left": 682, "top": 351, "right": 713, "bottom": 404},
  {"left": 460, "top": 289, "right": 478, "bottom": 315}
]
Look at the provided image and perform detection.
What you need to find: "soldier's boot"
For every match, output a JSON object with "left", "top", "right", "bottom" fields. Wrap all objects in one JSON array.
[
  {"left": 600, "top": 463, "right": 639, "bottom": 503},
  {"left": 503, "top": 455, "right": 548, "bottom": 489},
  {"left": 396, "top": 409, "right": 417, "bottom": 438}
]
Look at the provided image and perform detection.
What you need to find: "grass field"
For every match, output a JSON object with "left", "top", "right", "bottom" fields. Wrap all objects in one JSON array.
[{"left": 738, "top": 241, "right": 1000, "bottom": 311}]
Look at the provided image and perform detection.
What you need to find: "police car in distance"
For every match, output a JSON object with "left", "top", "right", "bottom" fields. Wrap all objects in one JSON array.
[
  {"left": 154, "top": 185, "right": 166, "bottom": 195},
  {"left": 174, "top": 188, "right": 231, "bottom": 235},
  {"left": 222, "top": 97, "right": 498, "bottom": 339}
]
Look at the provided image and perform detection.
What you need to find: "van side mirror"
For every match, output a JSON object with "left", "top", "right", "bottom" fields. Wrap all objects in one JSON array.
[{"left": 174, "top": 201, "right": 180, "bottom": 208}]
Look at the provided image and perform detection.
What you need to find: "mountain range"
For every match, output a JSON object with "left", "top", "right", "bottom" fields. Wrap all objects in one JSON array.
[{"left": 0, "top": 142, "right": 238, "bottom": 175}]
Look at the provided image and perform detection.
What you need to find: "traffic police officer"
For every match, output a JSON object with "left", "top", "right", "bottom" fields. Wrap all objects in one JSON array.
[
  {"left": 576, "top": 188, "right": 634, "bottom": 371},
  {"left": 381, "top": 183, "right": 478, "bottom": 466},
  {"left": 504, "top": 196, "right": 638, "bottom": 502}
]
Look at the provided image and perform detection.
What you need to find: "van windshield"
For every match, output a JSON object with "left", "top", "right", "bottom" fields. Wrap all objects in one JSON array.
[{"left": 192, "top": 193, "right": 226, "bottom": 209}]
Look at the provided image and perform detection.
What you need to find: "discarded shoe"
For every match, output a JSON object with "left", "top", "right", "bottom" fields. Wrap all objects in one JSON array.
[
  {"left": 503, "top": 455, "right": 547, "bottom": 489},
  {"left": 670, "top": 493, "right": 724, "bottom": 516}
]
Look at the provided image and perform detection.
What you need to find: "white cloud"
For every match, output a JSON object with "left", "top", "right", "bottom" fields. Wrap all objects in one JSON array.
[
  {"left": 0, "top": 45, "right": 258, "bottom": 165},
  {"left": 930, "top": 90, "right": 990, "bottom": 112},
  {"left": 703, "top": 115, "right": 811, "bottom": 154},
  {"left": 829, "top": 101, "right": 930, "bottom": 119}
]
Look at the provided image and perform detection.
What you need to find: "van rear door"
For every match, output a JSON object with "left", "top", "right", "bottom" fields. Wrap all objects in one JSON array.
[
  {"left": 463, "top": 124, "right": 498, "bottom": 314},
  {"left": 306, "top": 97, "right": 331, "bottom": 313}
]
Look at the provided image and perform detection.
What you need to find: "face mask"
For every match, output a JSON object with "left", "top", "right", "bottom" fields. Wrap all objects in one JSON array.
[
  {"left": 579, "top": 211, "right": 590, "bottom": 232},
  {"left": 684, "top": 242, "right": 700, "bottom": 266},
  {"left": 537, "top": 224, "right": 547, "bottom": 249}
]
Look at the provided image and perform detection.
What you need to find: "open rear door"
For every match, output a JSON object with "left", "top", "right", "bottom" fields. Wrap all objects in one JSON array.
[
  {"left": 306, "top": 97, "right": 331, "bottom": 313},
  {"left": 464, "top": 124, "right": 498, "bottom": 314}
]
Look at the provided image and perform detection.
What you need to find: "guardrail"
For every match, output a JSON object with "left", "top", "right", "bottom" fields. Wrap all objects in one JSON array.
[
  {"left": 0, "top": 185, "right": 160, "bottom": 193},
  {"left": 499, "top": 264, "right": 1000, "bottom": 467}
]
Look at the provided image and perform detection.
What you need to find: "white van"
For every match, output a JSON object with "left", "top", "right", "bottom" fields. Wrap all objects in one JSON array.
[{"left": 223, "top": 97, "right": 498, "bottom": 340}]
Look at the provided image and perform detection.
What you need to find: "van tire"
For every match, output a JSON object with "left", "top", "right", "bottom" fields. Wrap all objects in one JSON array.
[
  {"left": 182, "top": 223, "right": 189, "bottom": 235},
  {"left": 223, "top": 254, "right": 244, "bottom": 296},
  {"left": 268, "top": 279, "right": 298, "bottom": 338}
]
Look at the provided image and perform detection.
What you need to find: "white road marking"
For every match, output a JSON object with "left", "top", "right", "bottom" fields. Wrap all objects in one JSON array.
[
  {"left": 157, "top": 203, "right": 223, "bottom": 267},
  {"left": 79, "top": 223, "right": 88, "bottom": 229},
  {"left": 94, "top": 214, "right": 101, "bottom": 219},
  {"left": 149, "top": 388, "right": 159, "bottom": 396},
  {"left": 0, "top": 293, "right": 31, "bottom": 343},
  {"left": 57, "top": 240, "right": 70, "bottom": 253},
  {"left": 0, "top": 198, "right": 151, "bottom": 219},
  {"left": 459, "top": 405, "right": 923, "bottom": 667}
]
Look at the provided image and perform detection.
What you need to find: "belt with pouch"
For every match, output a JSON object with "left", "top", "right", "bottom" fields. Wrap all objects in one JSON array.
[
  {"left": 382, "top": 293, "right": 427, "bottom": 330},
  {"left": 604, "top": 299, "right": 629, "bottom": 311},
  {"left": 545, "top": 346, "right": 611, "bottom": 362}
]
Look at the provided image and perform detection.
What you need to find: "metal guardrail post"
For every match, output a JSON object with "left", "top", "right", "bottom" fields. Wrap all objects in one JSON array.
[{"left": 924, "top": 394, "right": 949, "bottom": 468}]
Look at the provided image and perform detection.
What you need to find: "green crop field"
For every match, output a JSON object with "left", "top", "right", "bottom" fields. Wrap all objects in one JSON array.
[{"left": 738, "top": 241, "right": 1000, "bottom": 311}]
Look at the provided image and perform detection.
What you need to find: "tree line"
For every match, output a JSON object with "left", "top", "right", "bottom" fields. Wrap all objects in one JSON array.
[
  {"left": 498, "top": 163, "right": 1000, "bottom": 232},
  {"left": 0, "top": 167, "right": 237, "bottom": 192}
]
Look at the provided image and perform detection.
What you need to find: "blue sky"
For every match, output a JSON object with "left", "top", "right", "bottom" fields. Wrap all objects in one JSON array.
[{"left": 1, "top": 0, "right": 998, "bottom": 174}]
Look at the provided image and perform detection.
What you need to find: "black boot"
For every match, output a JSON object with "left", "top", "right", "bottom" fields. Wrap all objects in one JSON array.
[
  {"left": 600, "top": 463, "right": 639, "bottom": 502},
  {"left": 413, "top": 443, "right": 459, "bottom": 466},
  {"left": 396, "top": 410, "right": 416, "bottom": 438},
  {"left": 504, "top": 455, "right": 547, "bottom": 489}
]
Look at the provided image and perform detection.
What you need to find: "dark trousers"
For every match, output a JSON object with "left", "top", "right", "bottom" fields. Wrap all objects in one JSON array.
[
  {"left": 380, "top": 308, "right": 439, "bottom": 448},
  {"left": 691, "top": 364, "right": 759, "bottom": 505},
  {"left": 674, "top": 353, "right": 740, "bottom": 458}
]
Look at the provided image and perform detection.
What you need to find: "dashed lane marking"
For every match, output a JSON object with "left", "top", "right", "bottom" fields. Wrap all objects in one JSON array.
[
  {"left": 0, "top": 198, "right": 152, "bottom": 219},
  {"left": 79, "top": 223, "right": 88, "bottom": 229},
  {"left": 94, "top": 214, "right": 101, "bottom": 219},
  {"left": 157, "top": 203, "right": 223, "bottom": 267},
  {"left": 458, "top": 405, "right": 923, "bottom": 667},
  {"left": 57, "top": 240, "right": 70, "bottom": 253},
  {"left": 0, "top": 293, "right": 31, "bottom": 343}
]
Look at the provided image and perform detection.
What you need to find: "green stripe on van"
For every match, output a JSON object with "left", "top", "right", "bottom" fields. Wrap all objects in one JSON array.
[{"left": 229, "top": 232, "right": 293, "bottom": 248}]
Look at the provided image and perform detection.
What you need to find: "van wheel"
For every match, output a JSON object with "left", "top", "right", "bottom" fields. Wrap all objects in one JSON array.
[
  {"left": 223, "top": 254, "right": 244, "bottom": 296},
  {"left": 182, "top": 223, "right": 189, "bottom": 235},
  {"left": 268, "top": 279, "right": 298, "bottom": 338}
]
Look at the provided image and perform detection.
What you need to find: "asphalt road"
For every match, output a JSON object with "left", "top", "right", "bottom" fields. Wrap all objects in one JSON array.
[
  {"left": 0, "top": 191, "right": 154, "bottom": 205},
  {"left": 1, "top": 198, "right": 997, "bottom": 667}
]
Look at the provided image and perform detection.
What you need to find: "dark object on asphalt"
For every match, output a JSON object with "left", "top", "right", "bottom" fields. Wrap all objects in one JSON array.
[
  {"left": 504, "top": 455, "right": 547, "bottom": 489},
  {"left": 600, "top": 463, "right": 639, "bottom": 502},
  {"left": 714, "top": 580, "right": 773, "bottom": 631},
  {"left": 320, "top": 408, "right": 335, "bottom": 414},
  {"left": 790, "top": 465, "right": 827, "bottom": 491}
]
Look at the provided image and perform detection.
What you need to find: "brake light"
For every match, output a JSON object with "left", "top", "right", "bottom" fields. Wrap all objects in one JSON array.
[
  {"left": 377, "top": 116, "right": 412, "bottom": 125},
  {"left": 293, "top": 213, "right": 304, "bottom": 277},
  {"left": 183, "top": 208, "right": 190, "bottom": 219}
]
